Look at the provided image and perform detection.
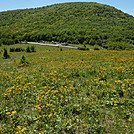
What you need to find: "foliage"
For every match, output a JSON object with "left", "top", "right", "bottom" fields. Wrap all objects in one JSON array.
[
  {"left": 0, "top": 45, "right": 134, "bottom": 133},
  {"left": 103, "top": 41, "right": 134, "bottom": 50},
  {"left": 26, "top": 45, "right": 36, "bottom": 52},
  {"left": 0, "top": 2, "right": 134, "bottom": 49},
  {"left": 60, "top": 48, "right": 62, "bottom": 51},
  {"left": 26, "top": 46, "right": 31, "bottom": 53},
  {"left": 78, "top": 46, "right": 89, "bottom": 50},
  {"left": 3, "top": 48, "right": 10, "bottom": 59},
  {"left": 10, "top": 46, "right": 35, "bottom": 52},
  {"left": 93, "top": 45, "right": 100, "bottom": 50},
  {"left": 19, "top": 55, "right": 29, "bottom": 67},
  {"left": 0, "top": 38, "right": 15, "bottom": 45},
  {"left": 30, "top": 45, "right": 36, "bottom": 52},
  {"left": 10, "top": 47, "right": 25, "bottom": 52}
]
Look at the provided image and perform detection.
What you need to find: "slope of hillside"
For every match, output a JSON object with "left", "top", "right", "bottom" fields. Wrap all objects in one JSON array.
[{"left": 0, "top": 2, "right": 134, "bottom": 50}]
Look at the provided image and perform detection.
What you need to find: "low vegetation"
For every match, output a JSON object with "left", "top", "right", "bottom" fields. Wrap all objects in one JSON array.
[
  {"left": 0, "top": 44, "right": 133, "bottom": 133},
  {"left": 3, "top": 48, "right": 10, "bottom": 59}
]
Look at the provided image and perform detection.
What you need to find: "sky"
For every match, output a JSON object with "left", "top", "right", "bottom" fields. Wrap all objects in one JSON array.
[{"left": 0, "top": 0, "right": 134, "bottom": 16}]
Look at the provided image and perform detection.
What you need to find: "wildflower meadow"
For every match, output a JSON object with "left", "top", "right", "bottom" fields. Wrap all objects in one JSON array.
[{"left": 0, "top": 44, "right": 134, "bottom": 133}]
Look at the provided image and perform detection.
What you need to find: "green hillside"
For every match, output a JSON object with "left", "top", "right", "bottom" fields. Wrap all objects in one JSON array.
[{"left": 0, "top": 2, "right": 134, "bottom": 50}]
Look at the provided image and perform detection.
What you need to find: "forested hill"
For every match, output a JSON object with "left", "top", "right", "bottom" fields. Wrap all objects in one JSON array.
[{"left": 0, "top": 2, "right": 134, "bottom": 50}]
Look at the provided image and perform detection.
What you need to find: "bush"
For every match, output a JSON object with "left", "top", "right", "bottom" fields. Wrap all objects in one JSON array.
[
  {"left": 3, "top": 48, "right": 10, "bottom": 59},
  {"left": 15, "top": 47, "right": 25, "bottom": 52},
  {"left": 31, "top": 45, "right": 36, "bottom": 52},
  {"left": 26, "top": 46, "right": 36, "bottom": 52},
  {"left": 103, "top": 42, "right": 134, "bottom": 50},
  {"left": 78, "top": 47, "right": 89, "bottom": 50},
  {"left": 19, "top": 55, "right": 29, "bottom": 67},
  {"left": 10, "top": 47, "right": 15, "bottom": 52},
  {"left": 10, "top": 47, "right": 25, "bottom": 52},
  {"left": 24, "top": 40, "right": 28, "bottom": 44},
  {"left": 93, "top": 45, "right": 100, "bottom": 50},
  {"left": 0, "top": 38, "right": 15, "bottom": 45},
  {"left": 26, "top": 46, "right": 31, "bottom": 53}
]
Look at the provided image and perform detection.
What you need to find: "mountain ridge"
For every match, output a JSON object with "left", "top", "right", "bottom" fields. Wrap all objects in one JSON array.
[{"left": 0, "top": 2, "right": 134, "bottom": 50}]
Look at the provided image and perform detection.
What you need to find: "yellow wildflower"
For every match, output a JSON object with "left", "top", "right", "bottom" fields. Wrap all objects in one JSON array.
[
  {"left": 77, "top": 109, "right": 80, "bottom": 111},
  {"left": 0, "top": 126, "right": 2, "bottom": 130},
  {"left": 83, "top": 124, "right": 86, "bottom": 127},
  {"left": 17, "top": 126, "right": 21, "bottom": 130},
  {"left": 38, "top": 131, "right": 44, "bottom": 134},
  {"left": 128, "top": 118, "right": 132, "bottom": 122},
  {"left": 6, "top": 112, "right": 11, "bottom": 115},
  {"left": 12, "top": 111, "right": 17, "bottom": 115},
  {"left": 21, "top": 127, "right": 26, "bottom": 132},
  {"left": 48, "top": 113, "right": 52, "bottom": 118},
  {"left": 125, "top": 125, "right": 128, "bottom": 128}
]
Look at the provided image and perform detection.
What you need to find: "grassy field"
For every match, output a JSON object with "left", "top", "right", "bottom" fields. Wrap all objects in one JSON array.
[{"left": 0, "top": 44, "right": 134, "bottom": 133}]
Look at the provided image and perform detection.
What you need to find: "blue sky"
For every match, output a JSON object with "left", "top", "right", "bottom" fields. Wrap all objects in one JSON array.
[{"left": 0, "top": 0, "right": 134, "bottom": 16}]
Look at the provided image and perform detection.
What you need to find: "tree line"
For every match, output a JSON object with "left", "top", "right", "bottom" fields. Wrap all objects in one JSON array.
[{"left": 0, "top": 2, "right": 134, "bottom": 50}]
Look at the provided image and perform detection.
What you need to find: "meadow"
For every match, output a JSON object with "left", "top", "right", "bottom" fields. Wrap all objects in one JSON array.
[{"left": 0, "top": 44, "right": 134, "bottom": 133}]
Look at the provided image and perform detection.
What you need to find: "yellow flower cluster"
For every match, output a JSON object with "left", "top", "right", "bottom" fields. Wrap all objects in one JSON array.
[
  {"left": 0, "top": 49, "right": 133, "bottom": 133},
  {"left": 15, "top": 126, "right": 26, "bottom": 134}
]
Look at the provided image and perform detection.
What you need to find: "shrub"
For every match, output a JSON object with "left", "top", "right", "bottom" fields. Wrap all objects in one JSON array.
[
  {"left": 10, "top": 47, "right": 25, "bottom": 52},
  {"left": 24, "top": 40, "right": 28, "bottom": 44},
  {"left": 10, "top": 47, "right": 15, "bottom": 52},
  {"left": 26, "top": 46, "right": 36, "bottom": 53},
  {"left": 3, "top": 48, "right": 10, "bottom": 59},
  {"left": 31, "top": 45, "right": 36, "bottom": 52},
  {"left": 103, "top": 42, "right": 134, "bottom": 50},
  {"left": 93, "top": 45, "right": 100, "bottom": 50},
  {"left": 26, "top": 46, "right": 31, "bottom": 53},
  {"left": 19, "top": 55, "right": 29, "bottom": 67},
  {"left": 78, "top": 47, "right": 89, "bottom": 50},
  {"left": 15, "top": 47, "right": 25, "bottom": 52}
]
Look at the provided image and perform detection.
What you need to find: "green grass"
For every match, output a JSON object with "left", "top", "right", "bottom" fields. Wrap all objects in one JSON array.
[{"left": 0, "top": 44, "right": 134, "bottom": 133}]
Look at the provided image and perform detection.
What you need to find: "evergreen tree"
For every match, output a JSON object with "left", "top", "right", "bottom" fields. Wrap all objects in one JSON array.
[
  {"left": 26, "top": 46, "right": 31, "bottom": 53},
  {"left": 3, "top": 48, "right": 10, "bottom": 59},
  {"left": 31, "top": 45, "right": 36, "bottom": 52}
]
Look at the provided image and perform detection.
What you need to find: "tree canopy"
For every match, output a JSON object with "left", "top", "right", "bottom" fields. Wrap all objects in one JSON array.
[{"left": 0, "top": 2, "right": 134, "bottom": 50}]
